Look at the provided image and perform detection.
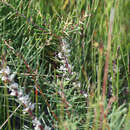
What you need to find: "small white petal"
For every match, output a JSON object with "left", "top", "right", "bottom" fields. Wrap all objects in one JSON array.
[
  {"left": 23, "top": 102, "right": 35, "bottom": 111},
  {"left": 58, "top": 52, "right": 63, "bottom": 58},
  {"left": 24, "top": 100, "right": 30, "bottom": 106},
  {"left": 0, "top": 69, "right": 5, "bottom": 74},
  {"left": 18, "top": 95, "right": 30, "bottom": 104},
  {"left": 34, "top": 125, "right": 41, "bottom": 130},
  {"left": 23, "top": 107, "right": 29, "bottom": 114},
  {"left": 1, "top": 76, "right": 8, "bottom": 81},
  {"left": 10, "top": 90, "right": 16, "bottom": 96},
  {"left": 73, "top": 82, "right": 76, "bottom": 86},
  {"left": 84, "top": 93, "right": 88, "bottom": 98},
  {"left": 65, "top": 77, "right": 70, "bottom": 81},
  {"left": 32, "top": 117, "right": 41, "bottom": 126},
  {"left": 9, "top": 73, "right": 16, "bottom": 81},
  {"left": 24, "top": 95, "right": 30, "bottom": 100},
  {"left": 10, "top": 83, "right": 18, "bottom": 89},
  {"left": 18, "top": 96, "right": 24, "bottom": 101},
  {"left": 45, "top": 125, "right": 51, "bottom": 130},
  {"left": 0, "top": 70, "right": 3, "bottom": 74},
  {"left": 29, "top": 103, "right": 35, "bottom": 111},
  {"left": 19, "top": 96, "right": 26, "bottom": 102},
  {"left": 17, "top": 89, "right": 24, "bottom": 97},
  {"left": 2, "top": 66, "right": 10, "bottom": 75},
  {"left": 59, "top": 65, "right": 67, "bottom": 71}
]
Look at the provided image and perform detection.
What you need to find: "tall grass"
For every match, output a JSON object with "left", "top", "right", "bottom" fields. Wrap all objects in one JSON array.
[{"left": 0, "top": 0, "right": 129, "bottom": 130}]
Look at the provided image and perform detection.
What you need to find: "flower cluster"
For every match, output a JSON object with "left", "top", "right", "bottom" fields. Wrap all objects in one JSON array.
[
  {"left": 58, "top": 39, "right": 72, "bottom": 75},
  {"left": 57, "top": 38, "right": 88, "bottom": 98},
  {"left": 0, "top": 66, "right": 44, "bottom": 130}
]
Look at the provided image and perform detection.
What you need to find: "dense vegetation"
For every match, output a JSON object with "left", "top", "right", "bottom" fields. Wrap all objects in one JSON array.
[{"left": 0, "top": 0, "right": 129, "bottom": 130}]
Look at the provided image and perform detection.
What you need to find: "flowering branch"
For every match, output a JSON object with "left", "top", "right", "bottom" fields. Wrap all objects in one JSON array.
[
  {"left": 3, "top": 40, "right": 58, "bottom": 122},
  {"left": 58, "top": 38, "right": 88, "bottom": 98},
  {"left": 0, "top": 64, "right": 44, "bottom": 130}
]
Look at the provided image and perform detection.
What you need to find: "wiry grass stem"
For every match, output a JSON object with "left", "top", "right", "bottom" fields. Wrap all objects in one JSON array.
[{"left": 102, "top": 8, "right": 115, "bottom": 100}]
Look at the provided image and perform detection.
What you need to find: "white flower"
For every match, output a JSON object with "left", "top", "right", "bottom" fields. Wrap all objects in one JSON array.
[
  {"left": 18, "top": 96, "right": 25, "bottom": 102},
  {"left": 61, "top": 39, "right": 71, "bottom": 56},
  {"left": 84, "top": 93, "right": 88, "bottom": 98},
  {"left": 0, "top": 66, "right": 10, "bottom": 75},
  {"left": 23, "top": 103, "right": 35, "bottom": 114},
  {"left": 18, "top": 95, "right": 30, "bottom": 104},
  {"left": 34, "top": 124, "right": 41, "bottom": 130},
  {"left": 10, "top": 89, "right": 16, "bottom": 96},
  {"left": 1, "top": 76, "right": 8, "bottom": 81},
  {"left": 29, "top": 103, "right": 35, "bottom": 111},
  {"left": 44, "top": 125, "right": 51, "bottom": 130},
  {"left": 23, "top": 107, "right": 29, "bottom": 114},
  {"left": 0, "top": 70, "right": 2, "bottom": 74},
  {"left": 59, "top": 65, "right": 67, "bottom": 71},
  {"left": 8, "top": 73, "right": 16, "bottom": 81},
  {"left": 32, "top": 117, "right": 41, "bottom": 126},
  {"left": 73, "top": 82, "right": 76, "bottom": 86},
  {"left": 9, "top": 82, "right": 18, "bottom": 89},
  {"left": 65, "top": 77, "right": 70, "bottom": 81},
  {"left": 24, "top": 99, "right": 31, "bottom": 106},
  {"left": 58, "top": 52, "right": 63, "bottom": 58},
  {"left": 17, "top": 89, "right": 24, "bottom": 97}
]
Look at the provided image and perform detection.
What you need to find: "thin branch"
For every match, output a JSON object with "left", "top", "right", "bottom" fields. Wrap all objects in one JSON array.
[{"left": 0, "top": 104, "right": 22, "bottom": 130}]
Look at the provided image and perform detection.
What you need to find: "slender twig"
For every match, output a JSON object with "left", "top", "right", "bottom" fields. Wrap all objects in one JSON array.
[{"left": 0, "top": 104, "right": 22, "bottom": 130}]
